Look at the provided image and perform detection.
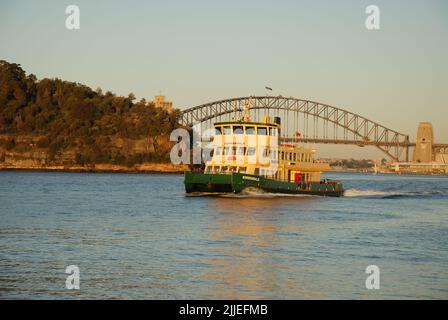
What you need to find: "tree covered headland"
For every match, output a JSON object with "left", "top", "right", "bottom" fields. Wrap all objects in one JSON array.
[{"left": 0, "top": 60, "right": 181, "bottom": 166}]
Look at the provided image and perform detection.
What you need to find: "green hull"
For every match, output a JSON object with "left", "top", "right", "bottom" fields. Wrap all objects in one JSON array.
[{"left": 184, "top": 172, "right": 344, "bottom": 197}]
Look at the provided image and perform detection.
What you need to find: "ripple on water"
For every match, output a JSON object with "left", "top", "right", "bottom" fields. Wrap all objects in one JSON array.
[{"left": 0, "top": 171, "right": 447, "bottom": 299}]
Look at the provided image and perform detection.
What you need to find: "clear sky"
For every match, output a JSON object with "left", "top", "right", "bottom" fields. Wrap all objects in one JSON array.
[{"left": 1, "top": 0, "right": 447, "bottom": 158}]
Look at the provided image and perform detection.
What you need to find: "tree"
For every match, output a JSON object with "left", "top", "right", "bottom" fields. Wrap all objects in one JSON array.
[{"left": 0, "top": 60, "right": 181, "bottom": 165}]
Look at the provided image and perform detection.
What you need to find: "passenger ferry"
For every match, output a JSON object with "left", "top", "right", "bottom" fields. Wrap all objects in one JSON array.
[{"left": 184, "top": 101, "right": 344, "bottom": 197}]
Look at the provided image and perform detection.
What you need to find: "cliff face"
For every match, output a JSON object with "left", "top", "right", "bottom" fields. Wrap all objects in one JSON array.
[
  {"left": 0, "top": 134, "right": 181, "bottom": 171},
  {"left": 0, "top": 60, "right": 184, "bottom": 171}
]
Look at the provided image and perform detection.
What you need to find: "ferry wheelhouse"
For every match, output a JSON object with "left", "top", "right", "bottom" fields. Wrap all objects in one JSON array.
[{"left": 184, "top": 102, "right": 344, "bottom": 196}]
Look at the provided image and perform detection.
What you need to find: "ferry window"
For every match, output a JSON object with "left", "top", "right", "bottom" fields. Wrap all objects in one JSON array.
[
  {"left": 221, "top": 166, "right": 228, "bottom": 172},
  {"left": 247, "top": 147, "right": 256, "bottom": 156},
  {"left": 215, "top": 147, "right": 222, "bottom": 156},
  {"left": 269, "top": 127, "right": 277, "bottom": 136},
  {"left": 213, "top": 166, "right": 220, "bottom": 172},
  {"left": 254, "top": 168, "right": 260, "bottom": 175},
  {"left": 245, "top": 126, "right": 255, "bottom": 135},
  {"left": 214, "top": 127, "right": 222, "bottom": 135},
  {"left": 230, "top": 166, "right": 237, "bottom": 172},
  {"left": 238, "top": 167, "right": 247, "bottom": 173},
  {"left": 223, "top": 126, "right": 232, "bottom": 135},
  {"left": 224, "top": 147, "right": 233, "bottom": 155},
  {"left": 237, "top": 147, "right": 246, "bottom": 155},
  {"left": 263, "top": 148, "right": 269, "bottom": 158},
  {"left": 205, "top": 166, "right": 212, "bottom": 173},
  {"left": 233, "top": 126, "right": 243, "bottom": 134},
  {"left": 257, "top": 127, "right": 267, "bottom": 135}
]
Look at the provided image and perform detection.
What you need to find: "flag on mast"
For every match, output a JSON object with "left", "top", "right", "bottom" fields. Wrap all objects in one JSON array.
[{"left": 265, "top": 86, "right": 273, "bottom": 91}]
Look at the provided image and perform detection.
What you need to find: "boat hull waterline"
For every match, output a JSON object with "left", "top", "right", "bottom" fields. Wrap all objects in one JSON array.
[{"left": 184, "top": 172, "right": 344, "bottom": 197}]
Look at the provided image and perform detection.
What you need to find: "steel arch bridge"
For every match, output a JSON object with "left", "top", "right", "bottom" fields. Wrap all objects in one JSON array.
[{"left": 179, "top": 96, "right": 412, "bottom": 161}]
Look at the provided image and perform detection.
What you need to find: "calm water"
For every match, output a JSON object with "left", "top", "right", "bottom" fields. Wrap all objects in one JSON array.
[{"left": 0, "top": 171, "right": 447, "bottom": 299}]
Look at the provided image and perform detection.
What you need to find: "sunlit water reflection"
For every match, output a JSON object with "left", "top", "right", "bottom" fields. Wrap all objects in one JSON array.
[{"left": 0, "top": 171, "right": 447, "bottom": 299}]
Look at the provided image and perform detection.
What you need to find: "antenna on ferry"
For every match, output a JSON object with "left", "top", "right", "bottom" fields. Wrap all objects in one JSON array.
[{"left": 242, "top": 96, "right": 252, "bottom": 122}]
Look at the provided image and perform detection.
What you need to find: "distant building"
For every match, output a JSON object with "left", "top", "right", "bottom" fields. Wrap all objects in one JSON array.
[
  {"left": 412, "top": 122, "right": 434, "bottom": 162},
  {"left": 388, "top": 161, "right": 448, "bottom": 174},
  {"left": 389, "top": 122, "right": 448, "bottom": 175},
  {"left": 152, "top": 95, "right": 173, "bottom": 112}
]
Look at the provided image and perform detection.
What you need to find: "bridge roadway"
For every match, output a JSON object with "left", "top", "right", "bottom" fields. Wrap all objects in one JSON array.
[{"left": 282, "top": 138, "right": 448, "bottom": 149}]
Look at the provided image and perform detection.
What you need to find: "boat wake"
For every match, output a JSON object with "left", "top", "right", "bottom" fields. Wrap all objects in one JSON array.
[
  {"left": 186, "top": 187, "right": 315, "bottom": 199},
  {"left": 187, "top": 189, "right": 443, "bottom": 199},
  {"left": 229, "top": 187, "right": 313, "bottom": 198},
  {"left": 344, "top": 188, "right": 442, "bottom": 199}
]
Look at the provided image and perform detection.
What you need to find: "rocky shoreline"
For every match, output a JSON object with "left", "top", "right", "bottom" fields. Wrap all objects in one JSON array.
[{"left": 0, "top": 162, "right": 188, "bottom": 174}]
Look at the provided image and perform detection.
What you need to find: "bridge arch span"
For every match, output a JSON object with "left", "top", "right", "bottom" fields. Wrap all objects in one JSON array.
[{"left": 179, "top": 96, "right": 411, "bottom": 161}]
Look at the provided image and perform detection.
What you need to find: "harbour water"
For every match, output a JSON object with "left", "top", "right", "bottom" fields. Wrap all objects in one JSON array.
[{"left": 0, "top": 171, "right": 447, "bottom": 299}]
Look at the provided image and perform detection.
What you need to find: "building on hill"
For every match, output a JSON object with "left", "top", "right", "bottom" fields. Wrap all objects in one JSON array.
[{"left": 152, "top": 95, "right": 173, "bottom": 112}]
